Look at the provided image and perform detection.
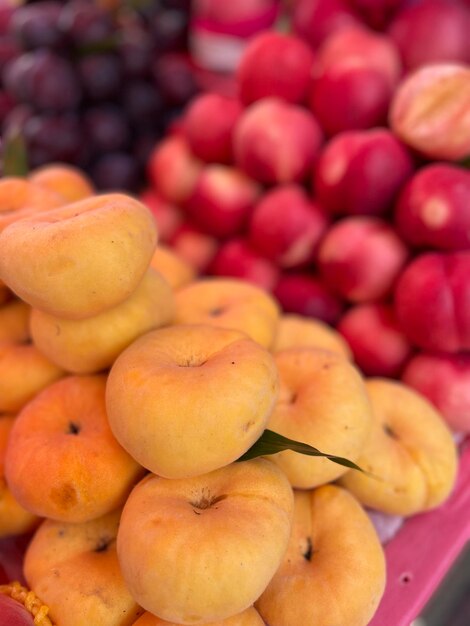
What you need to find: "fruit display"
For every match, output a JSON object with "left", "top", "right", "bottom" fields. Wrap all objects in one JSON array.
[
  {"left": 0, "top": 0, "right": 197, "bottom": 190},
  {"left": 142, "top": 0, "right": 470, "bottom": 442},
  {"left": 0, "top": 165, "right": 460, "bottom": 625}
]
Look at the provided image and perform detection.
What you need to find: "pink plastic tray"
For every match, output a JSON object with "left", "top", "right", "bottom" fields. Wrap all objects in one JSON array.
[{"left": 370, "top": 437, "right": 470, "bottom": 626}]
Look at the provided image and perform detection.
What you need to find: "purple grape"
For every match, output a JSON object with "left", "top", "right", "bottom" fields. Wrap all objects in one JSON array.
[
  {"left": 0, "top": 90, "right": 14, "bottom": 124},
  {"left": 10, "top": 2, "right": 64, "bottom": 50},
  {"left": 118, "top": 26, "right": 153, "bottom": 78},
  {"left": 2, "top": 103, "right": 34, "bottom": 135},
  {"left": 78, "top": 53, "right": 121, "bottom": 101},
  {"left": 0, "top": 35, "right": 20, "bottom": 75},
  {"left": 152, "top": 9, "right": 188, "bottom": 53},
  {"left": 122, "top": 80, "right": 164, "bottom": 127},
  {"left": 83, "top": 105, "right": 130, "bottom": 153},
  {"left": 4, "top": 50, "right": 81, "bottom": 111},
  {"left": 0, "top": 5, "right": 15, "bottom": 37},
  {"left": 23, "top": 113, "right": 83, "bottom": 167},
  {"left": 59, "top": 0, "right": 114, "bottom": 49},
  {"left": 3, "top": 53, "right": 36, "bottom": 102},
  {"left": 133, "top": 131, "right": 161, "bottom": 168},
  {"left": 91, "top": 152, "right": 139, "bottom": 191},
  {"left": 152, "top": 53, "right": 198, "bottom": 106}
]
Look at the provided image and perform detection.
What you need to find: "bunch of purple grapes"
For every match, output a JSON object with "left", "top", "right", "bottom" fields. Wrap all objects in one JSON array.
[{"left": 0, "top": 0, "right": 197, "bottom": 190}]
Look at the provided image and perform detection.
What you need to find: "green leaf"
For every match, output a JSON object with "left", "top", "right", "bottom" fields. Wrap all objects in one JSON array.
[
  {"left": 238, "top": 429, "right": 366, "bottom": 473},
  {"left": 2, "top": 128, "right": 28, "bottom": 178}
]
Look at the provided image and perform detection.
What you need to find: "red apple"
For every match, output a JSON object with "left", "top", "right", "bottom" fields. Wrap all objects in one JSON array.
[
  {"left": 338, "top": 303, "right": 412, "bottom": 377},
  {"left": 236, "top": 32, "right": 315, "bottom": 105},
  {"left": 139, "top": 188, "right": 183, "bottom": 243},
  {"left": 274, "top": 273, "right": 344, "bottom": 325},
  {"left": 348, "top": 0, "right": 407, "bottom": 30},
  {"left": 182, "top": 93, "right": 243, "bottom": 164},
  {"left": 394, "top": 252, "right": 470, "bottom": 352},
  {"left": 314, "top": 128, "right": 414, "bottom": 217},
  {"left": 234, "top": 97, "right": 323, "bottom": 184},
  {"left": 248, "top": 184, "right": 329, "bottom": 267},
  {"left": 316, "top": 25, "right": 402, "bottom": 89},
  {"left": 317, "top": 217, "right": 408, "bottom": 302},
  {"left": 147, "top": 135, "right": 202, "bottom": 204},
  {"left": 0, "top": 594, "right": 34, "bottom": 626},
  {"left": 209, "top": 238, "right": 280, "bottom": 291},
  {"left": 388, "top": 0, "right": 470, "bottom": 71},
  {"left": 292, "top": 0, "right": 359, "bottom": 48},
  {"left": 395, "top": 163, "right": 470, "bottom": 251},
  {"left": 402, "top": 352, "right": 470, "bottom": 433},
  {"left": 309, "top": 64, "right": 392, "bottom": 135},
  {"left": 185, "top": 165, "right": 260, "bottom": 238}
]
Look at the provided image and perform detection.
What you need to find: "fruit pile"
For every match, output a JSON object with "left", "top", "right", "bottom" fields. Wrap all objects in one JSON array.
[
  {"left": 0, "top": 168, "right": 459, "bottom": 625},
  {"left": 0, "top": 0, "right": 197, "bottom": 190},
  {"left": 142, "top": 0, "right": 470, "bottom": 438}
]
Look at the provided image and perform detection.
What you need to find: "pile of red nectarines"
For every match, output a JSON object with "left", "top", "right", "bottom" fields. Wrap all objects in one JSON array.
[
  {"left": 0, "top": 164, "right": 459, "bottom": 626},
  {"left": 142, "top": 6, "right": 470, "bottom": 439}
]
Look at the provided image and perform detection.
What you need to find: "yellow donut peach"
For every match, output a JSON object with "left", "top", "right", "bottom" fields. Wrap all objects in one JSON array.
[
  {"left": 132, "top": 607, "right": 265, "bottom": 626},
  {"left": 117, "top": 459, "right": 293, "bottom": 625},
  {"left": 174, "top": 278, "right": 280, "bottom": 348},
  {"left": 256, "top": 485, "right": 386, "bottom": 626},
  {"left": 24, "top": 510, "right": 144, "bottom": 626},
  {"left": 266, "top": 348, "right": 372, "bottom": 488},
  {"left": 5, "top": 375, "right": 144, "bottom": 523},
  {"left": 0, "top": 193, "right": 158, "bottom": 319},
  {"left": 106, "top": 324, "right": 279, "bottom": 478},
  {"left": 0, "top": 177, "right": 64, "bottom": 215},
  {"left": 339, "top": 378, "right": 458, "bottom": 516},
  {"left": 0, "top": 343, "right": 64, "bottom": 413},
  {"left": 0, "top": 415, "right": 39, "bottom": 537},
  {"left": 0, "top": 299, "right": 30, "bottom": 344},
  {"left": 29, "top": 164, "right": 94, "bottom": 203},
  {"left": 150, "top": 244, "right": 195, "bottom": 289},
  {"left": 30, "top": 268, "right": 174, "bottom": 374},
  {"left": 272, "top": 314, "right": 352, "bottom": 358}
]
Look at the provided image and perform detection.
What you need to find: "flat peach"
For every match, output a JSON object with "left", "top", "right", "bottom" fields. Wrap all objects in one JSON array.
[
  {"left": 150, "top": 244, "right": 195, "bottom": 289},
  {"left": 24, "top": 510, "right": 144, "bottom": 626},
  {"left": 174, "top": 278, "right": 280, "bottom": 348},
  {"left": 0, "top": 193, "right": 158, "bottom": 319},
  {"left": 267, "top": 348, "right": 372, "bottom": 488},
  {"left": 272, "top": 314, "right": 352, "bottom": 358},
  {"left": 256, "top": 485, "right": 386, "bottom": 626},
  {"left": 107, "top": 324, "right": 279, "bottom": 478},
  {"left": 0, "top": 343, "right": 64, "bottom": 413},
  {"left": 339, "top": 378, "right": 458, "bottom": 515},
  {"left": 132, "top": 607, "right": 265, "bottom": 626},
  {"left": 117, "top": 459, "right": 293, "bottom": 624},
  {"left": 0, "top": 415, "right": 39, "bottom": 537},
  {"left": 30, "top": 268, "right": 174, "bottom": 374},
  {"left": 29, "top": 164, "right": 94, "bottom": 202},
  {"left": 0, "top": 299, "right": 30, "bottom": 344},
  {"left": 0, "top": 177, "right": 64, "bottom": 215},
  {"left": 5, "top": 375, "right": 144, "bottom": 523}
]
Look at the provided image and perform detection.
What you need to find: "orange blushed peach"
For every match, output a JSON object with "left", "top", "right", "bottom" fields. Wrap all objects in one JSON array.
[
  {"left": 5, "top": 375, "right": 144, "bottom": 523},
  {"left": 24, "top": 510, "right": 144, "bottom": 626},
  {"left": 0, "top": 415, "right": 39, "bottom": 537}
]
